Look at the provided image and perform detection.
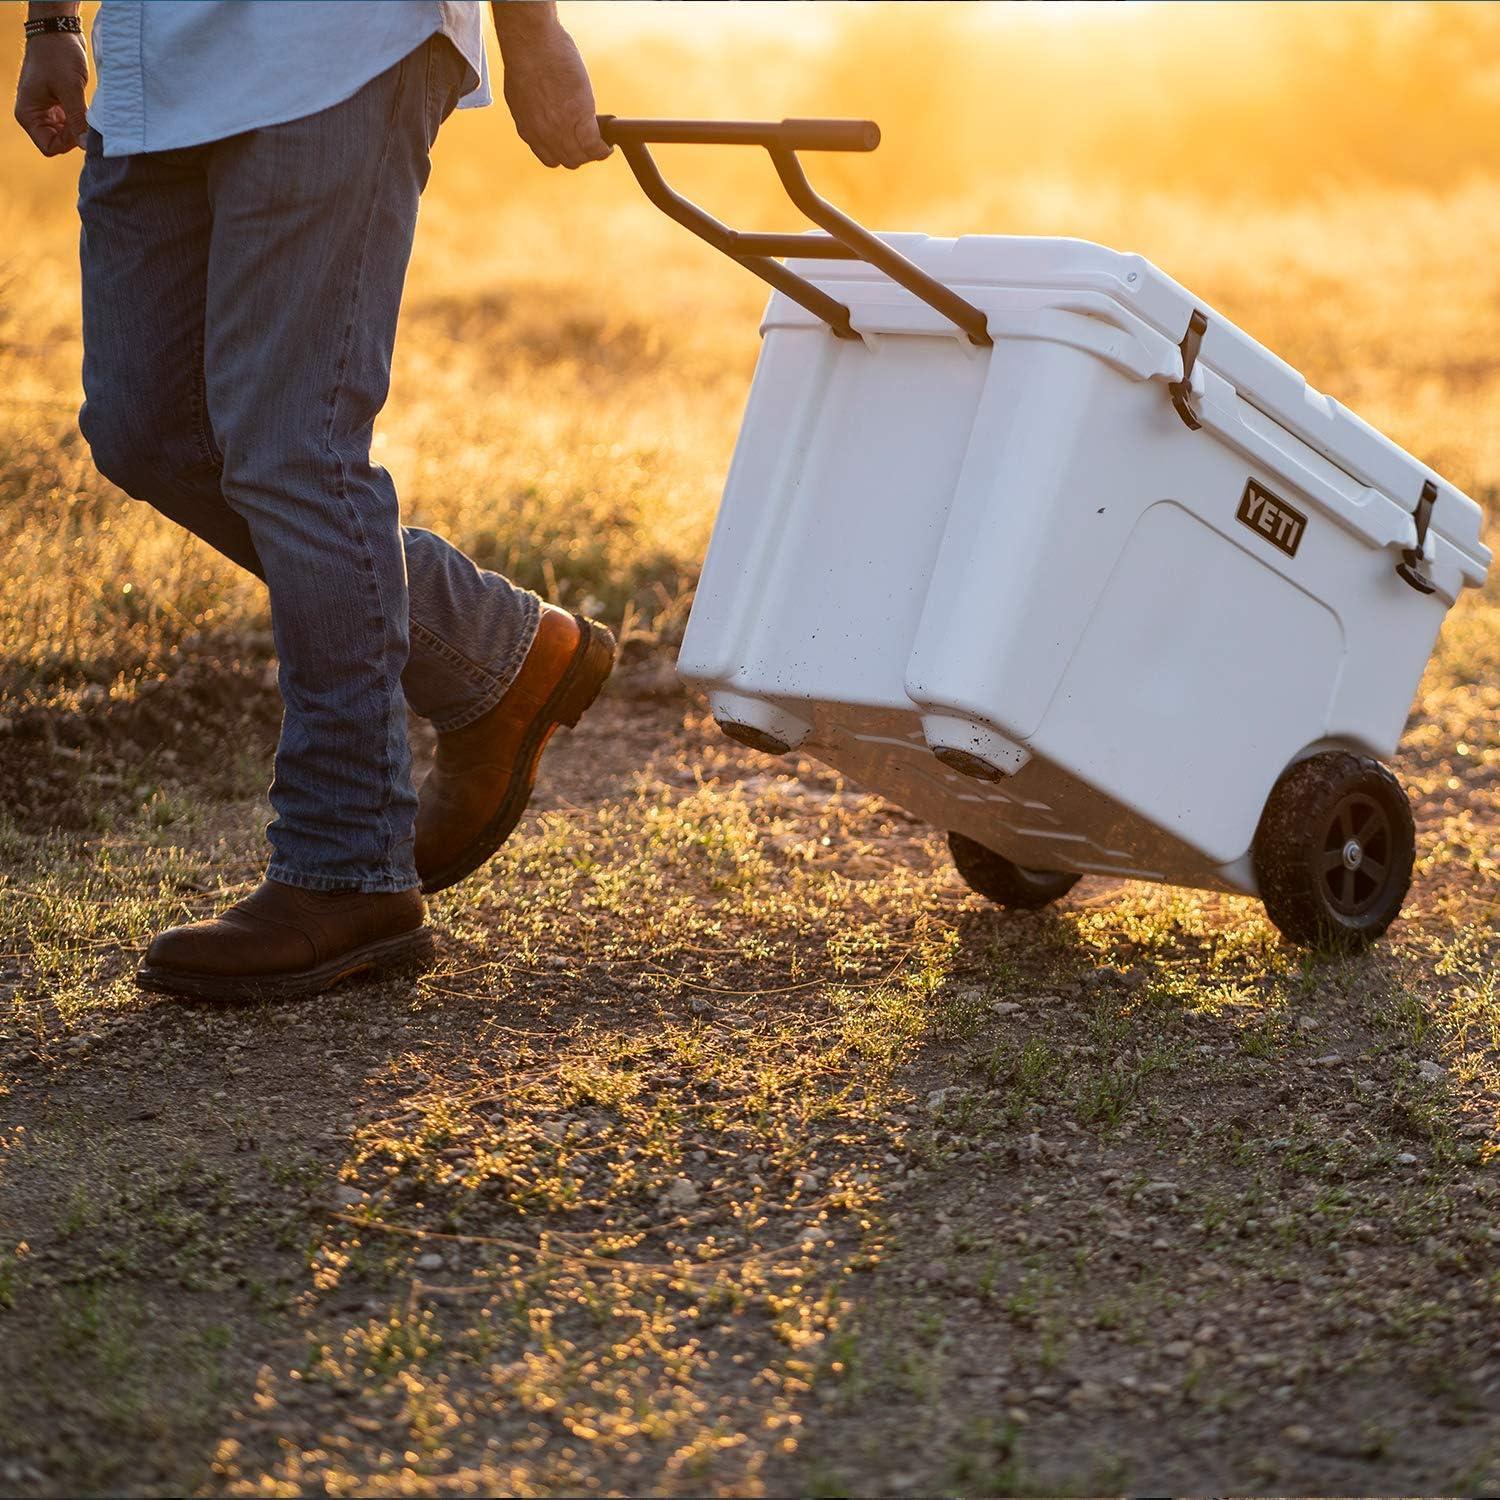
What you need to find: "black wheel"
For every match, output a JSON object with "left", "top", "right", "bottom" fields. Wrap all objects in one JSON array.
[
  {"left": 1252, "top": 751, "right": 1415, "bottom": 952},
  {"left": 948, "top": 832, "right": 1080, "bottom": 910}
]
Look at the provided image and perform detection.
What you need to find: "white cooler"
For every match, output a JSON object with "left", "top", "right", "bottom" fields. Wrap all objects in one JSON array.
[{"left": 601, "top": 115, "right": 1492, "bottom": 949}]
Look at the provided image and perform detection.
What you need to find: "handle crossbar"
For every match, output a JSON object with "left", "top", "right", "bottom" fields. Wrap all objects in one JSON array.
[
  {"left": 597, "top": 115, "right": 991, "bottom": 347},
  {"left": 599, "top": 117, "right": 881, "bottom": 152}
]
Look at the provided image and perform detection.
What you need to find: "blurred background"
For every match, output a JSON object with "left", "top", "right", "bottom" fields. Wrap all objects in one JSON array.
[{"left": 3, "top": 0, "right": 1499, "bottom": 707}]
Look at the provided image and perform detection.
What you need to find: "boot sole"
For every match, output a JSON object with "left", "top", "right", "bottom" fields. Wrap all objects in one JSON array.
[
  {"left": 419, "top": 615, "right": 617, "bottom": 895},
  {"left": 135, "top": 925, "right": 436, "bottom": 1002}
]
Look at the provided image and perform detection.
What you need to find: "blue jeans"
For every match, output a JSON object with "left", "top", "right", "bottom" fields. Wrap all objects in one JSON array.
[{"left": 77, "top": 38, "right": 540, "bottom": 893}]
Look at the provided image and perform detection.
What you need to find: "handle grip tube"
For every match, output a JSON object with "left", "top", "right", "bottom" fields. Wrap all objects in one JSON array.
[
  {"left": 598, "top": 115, "right": 991, "bottom": 346},
  {"left": 599, "top": 116, "right": 880, "bottom": 152}
]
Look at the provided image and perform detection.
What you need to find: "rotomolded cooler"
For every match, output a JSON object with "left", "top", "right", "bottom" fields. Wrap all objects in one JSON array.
[{"left": 599, "top": 114, "right": 1492, "bottom": 950}]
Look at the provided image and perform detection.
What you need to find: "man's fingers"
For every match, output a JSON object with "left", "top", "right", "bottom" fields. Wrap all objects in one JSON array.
[
  {"left": 547, "top": 117, "right": 610, "bottom": 170},
  {"left": 15, "top": 105, "right": 71, "bottom": 157},
  {"left": 20, "top": 121, "right": 56, "bottom": 154},
  {"left": 571, "top": 115, "right": 611, "bottom": 161},
  {"left": 61, "top": 86, "right": 89, "bottom": 148}
]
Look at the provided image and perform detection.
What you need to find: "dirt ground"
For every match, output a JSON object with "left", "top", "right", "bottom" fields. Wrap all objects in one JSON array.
[{"left": 1, "top": 645, "right": 1496, "bottom": 1498}]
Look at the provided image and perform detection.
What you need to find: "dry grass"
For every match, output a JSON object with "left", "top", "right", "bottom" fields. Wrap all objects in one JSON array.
[
  {"left": 1, "top": 5, "right": 1498, "bottom": 1496},
  {"left": 4, "top": 3, "right": 1499, "bottom": 689}
]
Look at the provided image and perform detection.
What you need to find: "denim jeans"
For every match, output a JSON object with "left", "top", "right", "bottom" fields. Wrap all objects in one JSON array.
[{"left": 77, "top": 38, "right": 540, "bottom": 893}]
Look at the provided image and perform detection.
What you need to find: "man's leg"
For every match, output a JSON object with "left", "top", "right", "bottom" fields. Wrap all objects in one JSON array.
[
  {"left": 194, "top": 44, "right": 461, "bottom": 893},
  {"left": 78, "top": 38, "right": 612, "bottom": 940},
  {"left": 77, "top": 136, "right": 542, "bottom": 740}
]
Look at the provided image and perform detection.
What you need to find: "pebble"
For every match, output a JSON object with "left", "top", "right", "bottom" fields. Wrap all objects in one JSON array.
[
  {"left": 332, "top": 1186, "right": 365, "bottom": 1207},
  {"left": 1311, "top": 1053, "right": 1342, "bottom": 1067},
  {"left": 1295, "top": 1015, "right": 1321, "bottom": 1031},
  {"left": 1394, "top": 1152, "right": 1419, "bottom": 1165},
  {"left": 659, "top": 1177, "right": 699, "bottom": 1210},
  {"left": 1416, "top": 1059, "right": 1446, "bottom": 1082},
  {"left": 416, "top": 1252, "right": 445, "bottom": 1272},
  {"left": 1163, "top": 1340, "right": 1193, "bottom": 1358},
  {"left": 990, "top": 1002, "right": 1022, "bottom": 1017},
  {"left": 1283, "top": 1423, "right": 1313, "bottom": 1445}
]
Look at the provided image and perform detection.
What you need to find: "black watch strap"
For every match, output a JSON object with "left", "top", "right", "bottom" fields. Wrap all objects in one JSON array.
[{"left": 23, "top": 16, "right": 83, "bottom": 38}]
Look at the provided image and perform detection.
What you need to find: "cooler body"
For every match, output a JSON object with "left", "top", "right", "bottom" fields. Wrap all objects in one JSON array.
[{"left": 676, "top": 235, "right": 1490, "bottom": 896}]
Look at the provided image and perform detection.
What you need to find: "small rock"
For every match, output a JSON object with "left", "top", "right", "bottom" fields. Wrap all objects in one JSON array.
[
  {"left": 332, "top": 1185, "right": 365, "bottom": 1207},
  {"left": 659, "top": 1176, "right": 699, "bottom": 1210},
  {"left": 989, "top": 1001, "right": 1022, "bottom": 1017},
  {"left": 1311, "top": 1053, "right": 1342, "bottom": 1068},
  {"left": 1283, "top": 1423, "right": 1313, "bottom": 1445},
  {"left": 416, "top": 1252, "right": 445, "bottom": 1272},
  {"left": 1163, "top": 1340, "right": 1193, "bottom": 1359},
  {"left": 1295, "top": 1015, "right": 1321, "bottom": 1032},
  {"left": 1416, "top": 1059, "right": 1446, "bottom": 1082},
  {"left": 1394, "top": 1151, "right": 1419, "bottom": 1166}
]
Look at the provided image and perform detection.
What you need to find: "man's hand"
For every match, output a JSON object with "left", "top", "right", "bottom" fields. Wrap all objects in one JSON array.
[
  {"left": 14, "top": 26, "right": 89, "bottom": 158},
  {"left": 493, "top": 3, "right": 610, "bottom": 170}
]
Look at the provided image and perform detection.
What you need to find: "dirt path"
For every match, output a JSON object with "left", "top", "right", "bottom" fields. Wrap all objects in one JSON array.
[{"left": 2, "top": 661, "right": 1497, "bottom": 1496}]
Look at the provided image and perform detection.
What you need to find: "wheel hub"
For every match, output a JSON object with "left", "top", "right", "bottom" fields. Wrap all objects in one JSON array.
[{"left": 1321, "top": 793, "right": 1393, "bottom": 915}]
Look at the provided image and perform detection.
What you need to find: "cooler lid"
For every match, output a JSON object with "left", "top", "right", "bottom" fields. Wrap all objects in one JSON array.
[{"left": 791, "top": 233, "right": 1490, "bottom": 575}]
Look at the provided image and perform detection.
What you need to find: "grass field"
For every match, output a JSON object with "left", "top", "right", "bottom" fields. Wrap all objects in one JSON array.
[{"left": 2, "top": 4, "right": 1498, "bottom": 1494}]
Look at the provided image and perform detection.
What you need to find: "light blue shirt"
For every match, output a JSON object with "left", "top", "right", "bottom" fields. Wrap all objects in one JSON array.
[{"left": 87, "top": 0, "right": 492, "bottom": 157}]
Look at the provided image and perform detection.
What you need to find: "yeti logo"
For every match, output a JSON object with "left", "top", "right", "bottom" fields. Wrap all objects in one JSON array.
[{"left": 1237, "top": 479, "right": 1307, "bottom": 558}]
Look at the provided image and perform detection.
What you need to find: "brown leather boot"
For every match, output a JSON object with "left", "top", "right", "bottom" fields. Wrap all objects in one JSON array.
[
  {"left": 415, "top": 607, "right": 616, "bottom": 893},
  {"left": 136, "top": 879, "right": 432, "bottom": 1001}
]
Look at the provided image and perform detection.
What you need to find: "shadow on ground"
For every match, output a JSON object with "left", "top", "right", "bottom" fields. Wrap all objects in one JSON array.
[{"left": 2, "top": 678, "right": 1497, "bottom": 1497}]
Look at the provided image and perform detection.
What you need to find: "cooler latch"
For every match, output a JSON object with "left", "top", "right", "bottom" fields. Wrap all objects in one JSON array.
[
  {"left": 1169, "top": 309, "right": 1208, "bottom": 430},
  {"left": 1395, "top": 480, "right": 1439, "bottom": 595}
]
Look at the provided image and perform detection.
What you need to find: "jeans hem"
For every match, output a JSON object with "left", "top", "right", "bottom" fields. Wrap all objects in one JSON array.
[
  {"left": 268, "top": 861, "right": 419, "bottom": 895},
  {"left": 427, "top": 594, "right": 543, "bottom": 734}
]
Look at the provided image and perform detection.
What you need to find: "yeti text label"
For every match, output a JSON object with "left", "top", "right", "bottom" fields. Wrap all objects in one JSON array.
[{"left": 1236, "top": 479, "right": 1306, "bottom": 558}]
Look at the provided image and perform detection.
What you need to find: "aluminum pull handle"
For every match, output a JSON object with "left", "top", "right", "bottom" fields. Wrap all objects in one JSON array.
[{"left": 596, "top": 115, "right": 992, "bottom": 347}]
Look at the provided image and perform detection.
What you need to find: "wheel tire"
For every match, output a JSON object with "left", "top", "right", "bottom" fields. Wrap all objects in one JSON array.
[
  {"left": 948, "top": 832, "right": 1080, "bottom": 910},
  {"left": 1252, "top": 751, "right": 1415, "bottom": 952}
]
